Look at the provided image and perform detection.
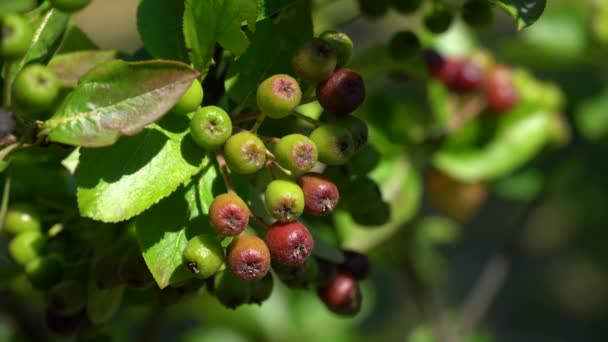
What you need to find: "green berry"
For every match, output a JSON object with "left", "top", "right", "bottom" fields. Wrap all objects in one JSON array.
[
  {"left": 264, "top": 179, "right": 305, "bottom": 222},
  {"left": 462, "top": 0, "right": 494, "bottom": 29},
  {"left": 183, "top": 234, "right": 224, "bottom": 279},
  {"left": 3, "top": 203, "right": 42, "bottom": 235},
  {"left": 12, "top": 64, "right": 60, "bottom": 113},
  {"left": 0, "top": 14, "right": 32, "bottom": 60},
  {"left": 48, "top": 280, "right": 87, "bottom": 316},
  {"left": 213, "top": 269, "right": 252, "bottom": 309},
  {"left": 224, "top": 132, "right": 267, "bottom": 174},
  {"left": 389, "top": 31, "right": 421, "bottom": 60},
  {"left": 424, "top": 4, "right": 454, "bottom": 34},
  {"left": 190, "top": 105, "right": 232, "bottom": 150},
  {"left": 9, "top": 230, "right": 46, "bottom": 266},
  {"left": 172, "top": 79, "right": 204, "bottom": 115},
  {"left": 390, "top": 0, "right": 423, "bottom": 14},
  {"left": 275, "top": 134, "right": 318, "bottom": 175},
  {"left": 249, "top": 273, "right": 274, "bottom": 305},
  {"left": 357, "top": 0, "right": 389, "bottom": 18},
  {"left": 49, "top": 0, "right": 92, "bottom": 13},
  {"left": 292, "top": 38, "right": 337, "bottom": 84},
  {"left": 310, "top": 124, "right": 355, "bottom": 165},
  {"left": 319, "top": 31, "right": 353, "bottom": 68},
  {"left": 336, "top": 116, "right": 368, "bottom": 152},
  {"left": 256, "top": 74, "right": 302, "bottom": 118},
  {"left": 25, "top": 254, "right": 63, "bottom": 290}
]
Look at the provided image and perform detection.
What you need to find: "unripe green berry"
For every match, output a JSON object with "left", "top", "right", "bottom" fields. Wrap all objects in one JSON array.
[
  {"left": 213, "top": 269, "right": 252, "bottom": 309},
  {"left": 3, "top": 204, "right": 42, "bottom": 235},
  {"left": 25, "top": 254, "right": 63, "bottom": 290},
  {"left": 224, "top": 132, "right": 267, "bottom": 174},
  {"left": 182, "top": 234, "right": 224, "bottom": 278},
  {"left": 49, "top": 0, "right": 92, "bottom": 13},
  {"left": 462, "top": 0, "right": 494, "bottom": 29},
  {"left": 48, "top": 280, "right": 87, "bottom": 316},
  {"left": 264, "top": 179, "right": 305, "bottom": 222},
  {"left": 172, "top": 79, "right": 204, "bottom": 115},
  {"left": 310, "top": 124, "right": 355, "bottom": 165},
  {"left": 319, "top": 31, "right": 353, "bottom": 68},
  {"left": 390, "top": 0, "right": 423, "bottom": 14},
  {"left": 209, "top": 192, "right": 250, "bottom": 236},
  {"left": 9, "top": 230, "right": 46, "bottom": 266},
  {"left": 256, "top": 74, "right": 302, "bottom": 118},
  {"left": 292, "top": 38, "right": 337, "bottom": 84},
  {"left": 190, "top": 105, "right": 232, "bottom": 150},
  {"left": 389, "top": 31, "right": 421, "bottom": 60},
  {"left": 249, "top": 273, "right": 274, "bottom": 305},
  {"left": 274, "top": 134, "right": 318, "bottom": 175},
  {"left": 335, "top": 116, "right": 368, "bottom": 152},
  {"left": 12, "top": 64, "right": 60, "bottom": 114},
  {"left": 0, "top": 14, "right": 33, "bottom": 60},
  {"left": 227, "top": 235, "right": 271, "bottom": 281},
  {"left": 424, "top": 4, "right": 454, "bottom": 34}
]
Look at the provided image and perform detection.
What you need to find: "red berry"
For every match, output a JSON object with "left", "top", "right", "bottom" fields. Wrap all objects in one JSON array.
[
  {"left": 316, "top": 272, "right": 362, "bottom": 316},
  {"left": 227, "top": 235, "right": 271, "bottom": 281},
  {"left": 298, "top": 172, "right": 339, "bottom": 216},
  {"left": 451, "top": 60, "right": 483, "bottom": 93},
  {"left": 209, "top": 192, "right": 250, "bottom": 236},
  {"left": 435, "top": 58, "right": 463, "bottom": 87},
  {"left": 316, "top": 69, "right": 366, "bottom": 115},
  {"left": 265, "top": 221, "right": 314, "bottom": 266},
  {"left": 339, "top": 250, "right": 370, "bottom": 280},
  {"left": 485, "top": 65, "right": 518, "bottom": 113}
]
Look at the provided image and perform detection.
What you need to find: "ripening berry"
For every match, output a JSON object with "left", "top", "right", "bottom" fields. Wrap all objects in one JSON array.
[
  {"left": 264, "top": 179, "right": 305, "bottom": 222},
  {"left": 3, "top": 204, "right": 42, "bottom": 235},
  {"left": 190, "top": 106, "right": 232, "bottom": 150},
  {"left": 209, "top": 192, "right": 250, "bottom": 236},
  {"left": 256, "top": 74, "right": 302, "bottom": 118},
  {"left": 339, "top": 250, "right": 370, "bottom": 280},
  {"left": 224, "top": 132, "right": 267, "bottom": 174},
  {"left": 298, "top": 172, "right": 339, "bottom": 216},
  {"left": 357, "top": 0, "right": 390, "bottom": 18},
  {"left": 390, "top": 0, "right": 423, "bottom": 14},
  {"left": 213, "top": 269, "right": 252, "bottom": 309},
  {"left": 338, "top": 115, "right": 368, "bottom": 151},
  {"left": 0, "top": 14, "right": 32, "bottom": 60},
  {"left": 9, "top": 230, "right": 46, "bottom": 266},
  {"left": 430, "top": 57, "right": 464, "bottom": 87},
  {"left": 274, "top": 134, "right": 318, "bottom": 175},
  {"left": 451, "top": 60, "right": 484, "bottom": 93},
  {"left": 227, "top": 235, "right": 271, "bottom": 281},
  {"left": 389, "top": 31, "right": 421, "bottom": 60},
  {"left": 265, "top": 221, "right": 314, "bottom": 266},
  {"left": 118, "top": 246, "right": 154, "bottom": 289},
  {"left": 182, "top": 234, "right": 224, "bottom": 278},
  {"left": 485, "top": 65, "right": 518, "bottom": 113},
  {"left": 292, "top": 38, "right": 337, "bottom": 84},
  {"left": 48, "top": 280, "right": 87, "bottom": 316},
  {"left": 424, "top": 4, "right": 454, "bottom": 34},
  {"left": 423, "top": 49, "right": 445, "bottom": 78},
  {"left": 316, "top": 69, "right": 366, "bottom": 115},
  {"left": 462, "top": 0, "right": 494, "bottom": 29},
  {"left": 249, "top": 273, "right": 274, "bottom": 305},
  {"left": 25, "top": 254, "right": 63, "bottom": 290},
  {"left": 319, "top": 30, "right": 353, "bottom": 67},
  {"left": 310, "top": 124, "right": 355, "bottom": 165},
  {"left": 171, "top": 79, "right": 204, "bottom": 115},
  {"left": 317, "top": 272, "right": 362, "bottom": 316}
]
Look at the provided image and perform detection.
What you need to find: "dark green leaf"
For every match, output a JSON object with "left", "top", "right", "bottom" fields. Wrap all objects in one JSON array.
[
  {"left": 488, "top": 0, "right": 546, "bottom": 30},
  {"left": 48, "top": 50, "right": 117, "bottom": 87},
  {"left": 137, "top": 0, "right": 188, "bottom": 62},
  {"left": 56, "top": 26, "right": 98, "bottom": 54},
  {"left": 39, "top": 60, "right": 199, "bottom": 147},
  {"left": 183, "top": 0, "right": 257, "bottom": 72},
  {"left": 0, "top": 0, "right": 36, "bottom": 13},
  {"left": 77, "top": 122, "right": 208, "bottom": 223},
  {"left": 256, "top": 0, "right": 296, "bottom": 20}
]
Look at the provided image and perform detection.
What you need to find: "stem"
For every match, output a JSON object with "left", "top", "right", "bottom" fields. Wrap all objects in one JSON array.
[
  {"left": 250, "top": 113, "right": 266, "bottom": 133},
  {"left": 0, "top": 172, "right": 11, "bottom": 234},
  {"left": 215, "top": 151, "right": 234, "bottom": 191},
  {"left": 232, "top": 111, "right": 261, "bottom": 124},
  {"left": 292, "top": 111, "right": 321, "bottom": 126}
]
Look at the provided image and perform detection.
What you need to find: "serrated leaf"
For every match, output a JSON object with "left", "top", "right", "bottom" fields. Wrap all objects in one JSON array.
[
  {"left": 135, "top": 163, "right": 222, "bottom": 289},
  {"left": 183, "top": 0, "right": 257, "bottom": 72},
  {"left": 256, "top": 0, "right": 296, "bottom": 20},
  {"left": 488, "top": 0, "right": 546, "bottom": 30},
  {"left": 77, "top": 122, "right": 207, "bottom": 223},
  {"left": 0, "top": 0, "right": 36, "bottom": 13},
  {"left": 433, "top": 105, "right": 552, "bottom": 181},
  {"left": 137, "top": 0, "right": 187, "bottom": 62},
  {"left": 48, "top": 50, "right": 117, "bottom": 87},
  {"left": 39, "top": 60, "right": 199, "bottom": 147}
]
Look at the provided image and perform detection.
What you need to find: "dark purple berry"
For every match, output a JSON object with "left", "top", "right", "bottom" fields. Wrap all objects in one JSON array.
[
  {"left": 339, "top": 250, "right": 370, "bottom": 280},
  {"left": 317, "top": 272, "right": 362, "bottom": 316},
  {"left": 316, "top": 69, "right": 366, "bottom": 115}
]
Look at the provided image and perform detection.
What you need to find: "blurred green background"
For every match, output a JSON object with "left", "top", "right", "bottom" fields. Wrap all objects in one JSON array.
[{"left": 3, "top": 0, "right": 608, "bottom": 341}]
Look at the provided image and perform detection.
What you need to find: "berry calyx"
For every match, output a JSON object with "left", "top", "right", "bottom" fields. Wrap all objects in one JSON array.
[
  {"left": 256, "top": 74, "right": 302, "bottom": 118},
  {"left": 424, "top": 4, "right": 454, "bottom": 34},
  {"left": 12, "top": 64, "right": 60, "bottom": 114},
  {"left": 190, "top": 105, "right": 232, "bottom": 150},
  {"left": 209, "top": 192, "right": 250, "bottom": 236},
  {"left": 298, "top": 172, "right": 339, "bottom": 216},
  {"left": 310, "top": 124, "right": 355, "bottom": 165},
  {"left": 316, "top": 69, "right": 366, "bottom": 115},
  {"left": 292, "top": 38, "right": 337, "bottom": 84},
  {"left": 9, "top": 230, "right": 46, "bottom": 266},
  {"left": 274, "top": 134, "right": 318, "bottom": 175},
  {"left": 389, "top": 31, "right": 421, "bottom": 60},
  {"left": 390, "top": 0, "right": 423, "bottom": 14},
  {"left": 485, "top": 65, "right": 518, "bottom": 113},
  {"left": 265, "top": 221, "right": 314, "bottom": 266},
  {"left": 227, "top": 235, "right": 271, "bottom": 281},
  {"left": 224, "top": 132, "right": 267, "bottom": 174},
  {"left": 171, "top": 79, "right": 204, "bottom": 115},
  {"left": 3, "top": 204, "right": 42, "bottom": 235},
  {"left": 319, "top": 30, "right": 353, "bottom": 68},
  {"left": 264, "top": 179, "right": 305, "bottom": 222},
  {"left": 462, "top": 0, "right": 494, "bottom": 29},
  {"left": 0, "top": 14, "right": 33, "bottom": 60},
  {"left": 339, "top": 250, "right": 370, "bottom": 280},
  {"left": 49, "top": 0, "right": 92, "bottom": 13},
  {"left": 317, "top": 272, "right": 362, "bottom": 316},
  {"left": 182, "top": 234, "right": 224, "bottom": 278}
]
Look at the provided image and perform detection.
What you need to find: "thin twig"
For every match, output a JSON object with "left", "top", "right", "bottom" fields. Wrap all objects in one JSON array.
[
  {"left": 232, "top": 111, "right": 261, "bottom": 124},
  {"left": 0, "top": 173, "right": 11, "bottom": 233},
  {"left": 215, "top": 151, "right": 234, "bottom": 191},
  {"left": 250, "top": 114, "right": 266, "bottom": 133}
]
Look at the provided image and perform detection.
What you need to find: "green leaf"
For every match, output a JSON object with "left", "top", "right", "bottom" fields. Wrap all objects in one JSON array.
[
  {"left": 0, "top": 0, "right": 36, "bottom": 13},
  {"left": 183, "top": 0, "right": 258, "bottom": 72},
  {"left": 433, "top": 105, "right": 553, "bottom": 182},
  {"left": 2, "top": 8, "right": 69, "bottom": 107},
  {"left": 136, "top": 163, "right": 222, "bottom": 289},
  {"left": 256, "top": 0, "right": 296, "bottom": 20},
  {"left": 488, "top": 0, "right": 546, "bottom": 30},
  {"left": 86, "top": 274, "right": 124, "bottom": 325},
  {"left": 225, "top": 0, "right": 312, "bottom": 106},
  {"left": 575, "top": 90, "right": 608, "bottom": 141},
  {"left": 137, "top": 0, "right": 188, "bottom": 62},
  {"left": 48, "top": 50, "right": 117, "bottom": 87},
  {"left": 39, "top": 60, "right": 199, "bottom": 147},
  {"left": 77, "top": 122, "right": 208, "bottom": 223},
  {"left": 56, "top": 26, "right": 99, "bottom": 54}
]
